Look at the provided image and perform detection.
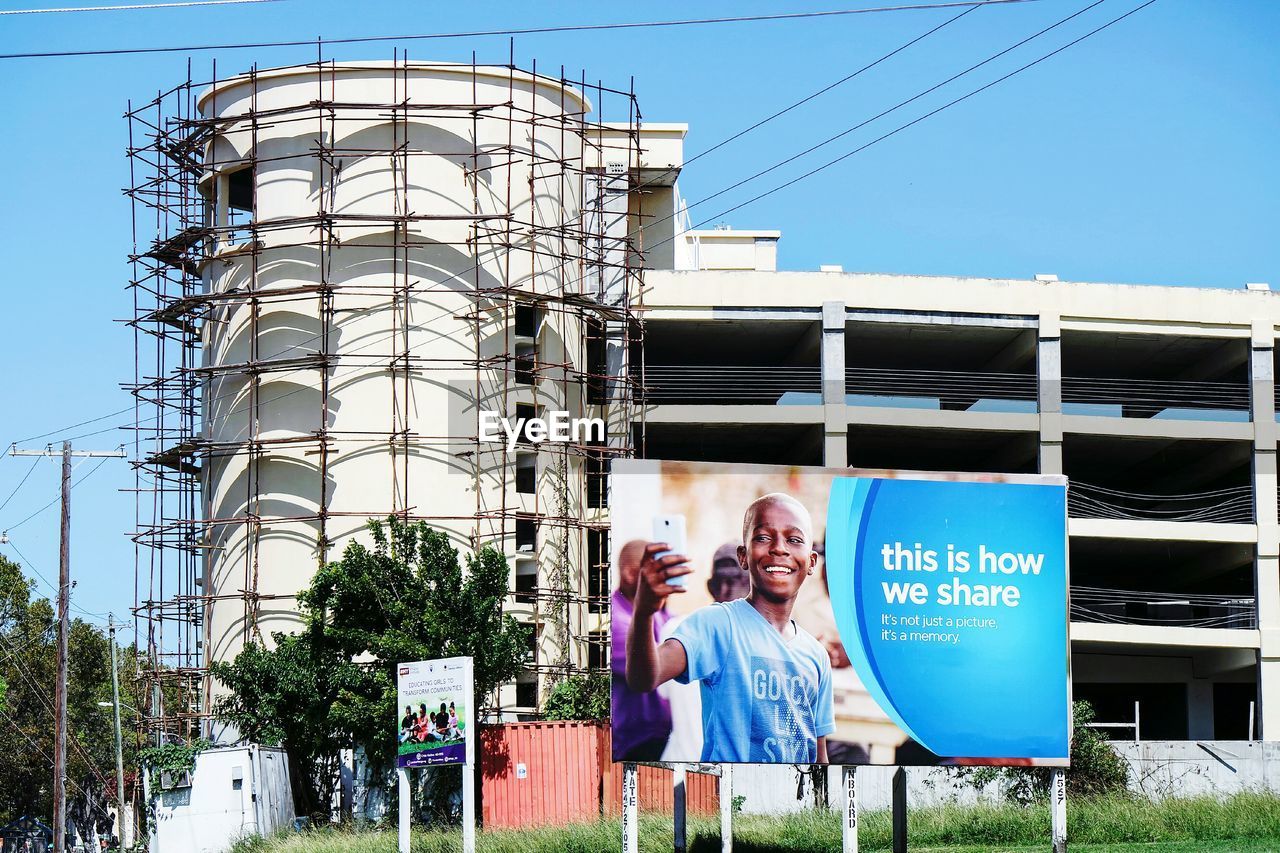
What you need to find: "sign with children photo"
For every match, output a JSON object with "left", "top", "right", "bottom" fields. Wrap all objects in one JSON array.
[
  {"left": 397, "top": 657, "right": 474, "bottom": 768},
  {"left": 609, "top": 459, "right": 1069, "bottom": 767}
]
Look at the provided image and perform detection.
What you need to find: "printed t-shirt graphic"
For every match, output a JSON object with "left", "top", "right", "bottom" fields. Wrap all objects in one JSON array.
[{"left": 670, "top": 598, "right": 834, "bottom": 762}]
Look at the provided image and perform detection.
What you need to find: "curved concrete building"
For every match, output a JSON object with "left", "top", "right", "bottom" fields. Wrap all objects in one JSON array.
[{"left": 128, "top": 60, "right": 676, "bottom": 733}]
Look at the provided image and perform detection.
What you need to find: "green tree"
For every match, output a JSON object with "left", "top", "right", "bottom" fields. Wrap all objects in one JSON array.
[
  {"left": 955, "top": 700, "right": 1130, "bottom": 804},
  {"left": 0, "top": 554, "right": 143, "bottom": 833},
  {"left": 212, "top": 518, "right": 530, "bottom": 819},
  {"left": 541, "top": 672, "right": 610, "bottom": 722}
]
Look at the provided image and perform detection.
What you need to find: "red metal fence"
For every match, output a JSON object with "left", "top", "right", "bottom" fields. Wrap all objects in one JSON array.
[{"left": 481, "top": 721, "right": 718, "bottom": 828}]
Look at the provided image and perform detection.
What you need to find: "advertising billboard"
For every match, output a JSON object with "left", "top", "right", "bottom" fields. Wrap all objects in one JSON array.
[
  {"left": 397, "top": 657, "right": 474, "bottom": 769},
  {"left": 610, "top": 460, "right": 1068, "bottom": 766}
]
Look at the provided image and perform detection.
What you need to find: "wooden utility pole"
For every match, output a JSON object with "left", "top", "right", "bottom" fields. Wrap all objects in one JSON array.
[
  {"left": 109, "top": 615, "right": 130, "bottom": 849},
  {"left": 55, "top": 442, "right": 70, "bottom": 853},
  {"left": 9, "top": 442, "right": 125, "bottom": 853}
]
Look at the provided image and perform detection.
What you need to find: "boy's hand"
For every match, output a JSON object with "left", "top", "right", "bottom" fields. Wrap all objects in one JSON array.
[{"left": 634, "top": 542, "right": 692, "bottom": 616}]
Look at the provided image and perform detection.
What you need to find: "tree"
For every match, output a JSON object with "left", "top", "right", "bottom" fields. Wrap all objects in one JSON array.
[
  {"left": 212, "top": 518, "right": 531, "bottom": 818},
  {"left": 0, "top": 554, "right": 143, "bottom": 835},
  {"left": 541, "top": 673, "right": 609, "bottom": 722},
  {"left": 954, "top": 700, "right": 1130, "bottom": 804}
]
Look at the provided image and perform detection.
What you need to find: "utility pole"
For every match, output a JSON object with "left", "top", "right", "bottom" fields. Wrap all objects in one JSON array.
[
  {"left": 108, "top": 614, "right": 130, "bottom": 850},
  {"left": 9, "top": 442, "right": 125, "bottom": 853}
]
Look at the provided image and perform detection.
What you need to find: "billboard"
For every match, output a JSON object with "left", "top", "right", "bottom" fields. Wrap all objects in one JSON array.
[
  {"left": 397, "top": 657, "right": 474, "bottom": 768},
  {"left": 610, "top": 460, "right": 1068, "bottom": 766}
]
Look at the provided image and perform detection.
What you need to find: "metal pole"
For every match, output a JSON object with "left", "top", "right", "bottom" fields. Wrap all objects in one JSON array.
[
  {"left": 397, "top": 768, "right": 410, "bottom": 853},
  {"left": 841, "top": 765, "right": 858, "bottom": 853},
  {"left": 892, "top": 766, "right": 907, "bottom": 853},
  {"left": 1051, "top": 767, "right": 1067, "bottom": 853},
  {"left": 719, "top": 763, "right": 732, "bottom": 853},
  {"left": 622, "top": 762, "right": 638, "bottom": 853},
  {"left": 54, "top": 441, "right": 71, "bottom": 853},
  {"left": 462, "top": 763, "right": 475, "bottom": 853},
  {"left": 109, "top": 615, "right": 130, "bottom": 850},
  {"left": 673, "top": 764, "right": 687, "bottom": 853}
]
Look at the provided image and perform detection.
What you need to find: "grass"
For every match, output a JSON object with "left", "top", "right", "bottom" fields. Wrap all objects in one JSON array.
[{"left": 229, "top": 793, "right": 1280, "bottom": 853}]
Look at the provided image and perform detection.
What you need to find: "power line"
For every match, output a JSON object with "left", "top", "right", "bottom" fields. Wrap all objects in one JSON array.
[
  {"left": 649, "top": 0, "right": 1110, "bottom": 242},
  {"left": 1, "top": 1, "right": 1026, "bottom": 450},
  {"left": 0, "top": 0, "right": 1040, "bottom": 60},
  {"left": 0, "top": 456, "right": 43, "bottom": 515},
  {"left": 2, "top": 452, "right": 118, "bottom": 533},
  {"left": 1, "top": 0, "right": 282, "bottom": 15},
  {"left": 677, "top": 2, "right": 981, "bottom": 175},
  {"left": 670, "top": 0, "right": 1160, "bottom": 252},
  {"left": 13, "top": 406, "right": 136, "bottom": 447},
  {"left": 4, "top": 537, "right": 115, "bottom": 622}
]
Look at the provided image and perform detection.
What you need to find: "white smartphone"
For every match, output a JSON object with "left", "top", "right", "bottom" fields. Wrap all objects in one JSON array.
[{"left": 652, "top": 514, "right": 688, "bottom": 588}]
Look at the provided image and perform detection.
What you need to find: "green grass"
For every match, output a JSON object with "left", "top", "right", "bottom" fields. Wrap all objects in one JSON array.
[{"left": 229, "top": 793, "right": 1280, "bottom": 853}]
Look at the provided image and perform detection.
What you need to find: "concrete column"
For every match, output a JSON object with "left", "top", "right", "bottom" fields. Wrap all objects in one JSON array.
[
  {"left": 1038, "top": 313, "right": 1063, "bottom": 476},
  {"left": 822, "top": 301, "right": 848, "bottom": 467},
  {"left": 1187, "top": 679, "right": 1215, "bottom": 740},
  {"left": 1250, "top": 320, "right": 1280, "bottom": 738}
]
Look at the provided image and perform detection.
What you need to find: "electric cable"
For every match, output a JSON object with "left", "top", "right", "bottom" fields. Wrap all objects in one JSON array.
[
  {"left": 0, "top": 456, "right": 43, "bottom": 515},
  {"left": 1, "top": 452, "right": 119, "bottom": 533},
  {"left": 5, "top": 0, "right": 1039, "bottom": 449},
  {"left": 1, "top": 0, "right": 282, "bottom": 14},
  {"left": 674, "top": 0, "right": 1159, "bottom": 243},
  {"left": 0, "top": 0, "right": 1040, "bottom": 60}
]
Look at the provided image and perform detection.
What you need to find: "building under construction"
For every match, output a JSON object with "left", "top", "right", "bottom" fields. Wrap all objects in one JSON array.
[
  {"left": 129, "top": 52, "right": 1280, "bottom": 750},
  {"left": 126, "top": 55, "right": 682, "bottom": 740}
]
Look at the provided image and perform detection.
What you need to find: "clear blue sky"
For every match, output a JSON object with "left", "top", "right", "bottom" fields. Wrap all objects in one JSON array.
[{"left": 0, "top": 0, "right": 1276, "bottom": 632}]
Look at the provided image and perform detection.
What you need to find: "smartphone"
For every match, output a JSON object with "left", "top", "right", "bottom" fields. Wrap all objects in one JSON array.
[{"left": 652, "top": 514, "right": 688, "bottom": 588}]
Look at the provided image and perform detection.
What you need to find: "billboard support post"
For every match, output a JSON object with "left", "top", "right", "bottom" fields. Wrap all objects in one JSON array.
[
  {"left": 463, "top": 763, "right": 476, "bottom": 853},
  {"left": 892, "top": 767, "right": 907, "bottom": 853},
  {"left": 397, "top": 769, "right": 410, "bottom": 853},
  {"left": 1051, "top": 768, "right": 1067, "bottom": 853},
  {"left": 720, "top": 764, "right": 733, "bottom": 853},
  {"left": 622, "top": 762, "right": 638, "bottom": 853},
  {"left": 842, "top": 765, "right": 857, "bottom": 853},
  {"left": 674, "top": 764, "right": 687, "bottom": 852}
]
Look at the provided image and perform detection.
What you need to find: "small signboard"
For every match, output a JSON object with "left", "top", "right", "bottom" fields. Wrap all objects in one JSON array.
[{"left": 396, "top": 657, "right": 474, "bottom": 769}]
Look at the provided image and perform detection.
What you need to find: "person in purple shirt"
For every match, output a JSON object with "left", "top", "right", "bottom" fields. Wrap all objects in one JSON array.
[{"left": 612, "top": 539, "right": 674, "bottom": 761}]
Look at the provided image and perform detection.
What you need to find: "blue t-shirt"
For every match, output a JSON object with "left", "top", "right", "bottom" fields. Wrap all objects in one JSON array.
[{"left": 670, "top": 598, "right": 835, "bottom": 763}]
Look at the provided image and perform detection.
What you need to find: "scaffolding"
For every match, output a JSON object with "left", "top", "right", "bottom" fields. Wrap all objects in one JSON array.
[{"left": 126, "top": 52, "right": 646, "bottom": 742}]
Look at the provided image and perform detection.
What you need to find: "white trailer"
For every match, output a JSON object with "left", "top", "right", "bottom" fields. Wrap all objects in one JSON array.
[{"left": 149, "top": 744, "right": 294, "bottom": 853}]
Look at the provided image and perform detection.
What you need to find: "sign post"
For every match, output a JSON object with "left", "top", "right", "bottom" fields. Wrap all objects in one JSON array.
[
  {"left": 622, "top": 762, "right": 638, "bottom": 853},
  {"left": 673, "top": 764, "right": 687, "bottom": 852},
  {"left": 1051, "top": 768, "right": 1067, "bottom": 853},
  {"left": 842, "top": 765, "right": 857, "bottom": 853},
  {"left": 720, "top": 763, "right": 732, "bottom": 853},
  {"left": 397, "top": 769, "right": 410, "bottom": 853},
  {"left": 396, "top": 657, "right": 474, "bottom": 853}
]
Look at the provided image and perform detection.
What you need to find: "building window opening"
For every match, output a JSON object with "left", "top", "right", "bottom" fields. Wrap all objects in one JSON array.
[
  {"left": 516, "top": 452, "right": 536, "bottom": 494},
  {"left": 587, "top": 528, "right": 609, "bottom": 614},
  {"left": 515, "top": 343, "right": 537, "bottom": 385},
  {"left": 588, "top": 630, "right": 608, "bottom": 671},
  {"left": 586, "top": 441, "right": 608, "bottom": 509},
  {"left": 515, "top": 676, "right": 538, "bottom": 709},
  {"left": 515, "top": 303, "right": 541, "bottom": 340},
  {"left": 515, "top": 516, "right": 537, "bottom": 553},
  {"left": 586, "top": 317, "right": 607, "bottom": 404},
  {"left": 514, "top": 562, "right": 537, "bottom": 604},
  {"left": 227, "top": 166, "right": 254, "bottom": 214}
]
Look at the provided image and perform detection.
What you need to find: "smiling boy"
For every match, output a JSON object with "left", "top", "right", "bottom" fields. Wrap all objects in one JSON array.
[{"left": 625, "top": 493, "right": 834, "bottom": 763}]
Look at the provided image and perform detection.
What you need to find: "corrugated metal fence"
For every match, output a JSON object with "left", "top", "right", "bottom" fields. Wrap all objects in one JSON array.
[{"left": 481, "top": 721, "right": 718, "bottom": 828}]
